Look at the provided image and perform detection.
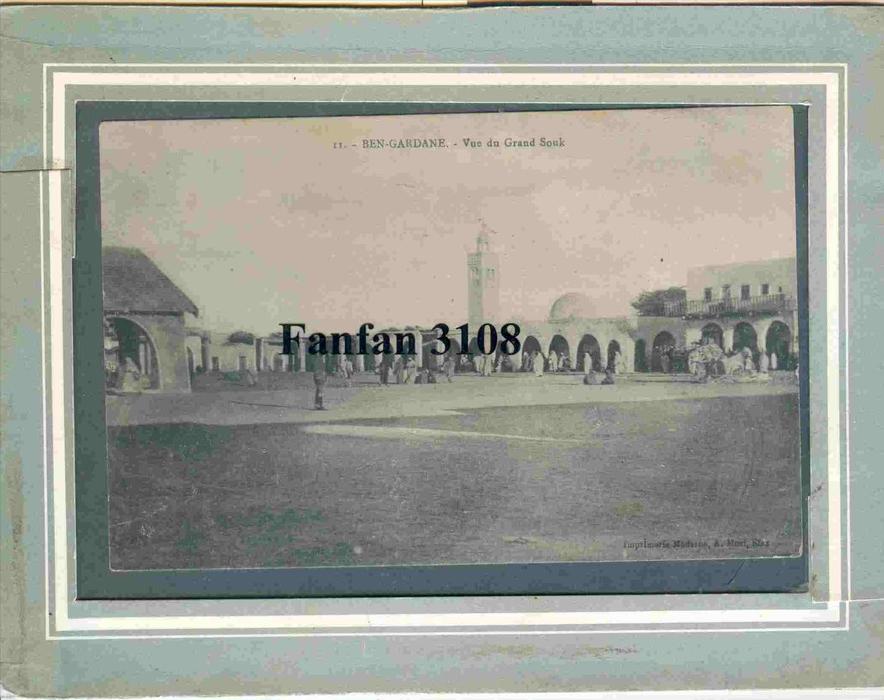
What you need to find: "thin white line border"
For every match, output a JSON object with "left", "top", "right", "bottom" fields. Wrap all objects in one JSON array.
[{"left": 41, "top": 64, "right": 848, "bottom": 639}]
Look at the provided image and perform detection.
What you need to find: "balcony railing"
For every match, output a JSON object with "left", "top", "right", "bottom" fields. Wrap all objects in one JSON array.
[{"left": 661, "top": 293, "right": 795, "bottom": 319}]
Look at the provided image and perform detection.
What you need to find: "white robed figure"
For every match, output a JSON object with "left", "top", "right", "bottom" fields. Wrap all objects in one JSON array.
[
  {"left": 336, "top": 354, "right": 352, "bottom": 387},
  {"left": 392, "top": 354, "right": 404, "bottom": 383},
  {"left": 548, "top": 350, "right": 559, "bottom": 373},
  {"left": 120, "top": 357, "right": 143, "bottom": 392},
  {"left": 582, "top": 351, "right": 593, "bottom": 376},
  {"left": 404, "top": 356, "right": 418, "bottom": 384},
  {"left": 533, "top": 351, "right": 544, "bottom": 377}
]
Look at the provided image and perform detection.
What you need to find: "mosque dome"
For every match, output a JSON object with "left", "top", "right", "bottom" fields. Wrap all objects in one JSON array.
[{"left": 549, "top": 292, "right": 602, "bottom": 321}]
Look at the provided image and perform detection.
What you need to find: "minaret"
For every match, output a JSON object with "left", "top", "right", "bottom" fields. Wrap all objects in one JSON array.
[{"left": 467, "top": 224, "right": 500, "bottom": 328}]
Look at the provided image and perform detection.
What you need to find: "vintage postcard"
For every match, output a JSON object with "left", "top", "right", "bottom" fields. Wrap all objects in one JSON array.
[
  {"left": 98, "top": 106, "right": 803, "bottom": 573},
  {"left": 5, "top": 4, "right": 881, "bottom": 693}
]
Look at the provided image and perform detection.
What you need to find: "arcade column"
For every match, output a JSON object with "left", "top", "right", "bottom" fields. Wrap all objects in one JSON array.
[
  {"left": 414, "top": 334, "right": 423, "bottom": 369},
  {"left": 298, "top": 341, "right": 307, "bottom": 372},
  {"left": 200, "top": 334, "right": 211, "bottom": 371},
  {"left": 255, "top": 338, "right": 264, "bottom": 371}
]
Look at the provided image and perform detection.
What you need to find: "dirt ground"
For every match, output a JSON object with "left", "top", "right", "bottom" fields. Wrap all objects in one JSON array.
[
  {"left": 106, "top": 377, "right": 802, "bottom": 571},
  {"left": 106, "top": 370, "right": 799, "bottom": 426}
]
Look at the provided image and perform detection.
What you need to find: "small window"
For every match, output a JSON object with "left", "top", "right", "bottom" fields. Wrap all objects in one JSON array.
[
  {"left": 211, "top": 357, "right": 220, "bottom": 371},
  {"left": 487, "top": 268, "right": 495, "bottom": 279},
  {"left": 761, "top": 283, "right": 770, "bottom": 295},
  {"left": 704, "top": 287, "right": 713, "bottom": 302},
  {"left": 722, "top": 285, "right": 731, "bottom": 299},
  {"left": 741, "top": 284, "right": 751, "bottom": 300}
]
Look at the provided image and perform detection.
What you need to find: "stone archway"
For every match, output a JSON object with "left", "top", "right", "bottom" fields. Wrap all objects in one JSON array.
[
  {"left": 607, "top": 339, "right": 622, "bottom": 371},
  {"left": 523, "top": 335, "right": 542, "bottom": 355},
  {"left": 576, "top": 334, "right": 602, "bottom": 372},
  {"left": 493, "top": 345, "right": 517, "bottom": 372},
  {"left": 652, "top": 331, "right": 677, "bottom": 373},
  {"left": 106, "top": 316, "right": 160, "bottom": 391},
  {"left": 521, "top": 335, "right": 542, "bottom": 372},
  {"left": 548, "top": 335, "right": 570, "bottom": 371},
  {"left": 765, "top": 321, "right": 791, "bottom": 369},
  {"left": 701, "top": 322, "right": 724, "bottom": 349},
  {"left": 733, "top": 321, "right": 758, "bottom": 352}
]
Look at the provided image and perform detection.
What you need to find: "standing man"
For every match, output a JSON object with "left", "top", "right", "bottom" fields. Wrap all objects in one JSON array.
[
  {"left": 313, "top": 361, "right": 328, "bottom": 410},
  {"left": 613, "top": 349, "right": 623, "bottom": 374},
  {"left": 533, "top": 351, "right": 544, "bottom": 377},
  {"left": 442, "top": 354, "right": 455, "bottom": 382},
  {"left": 336, "top": 354, "right": 352, "bottom": 388},
  {"left": 404, "top": 356, "right": 418, "bottom": 384}
]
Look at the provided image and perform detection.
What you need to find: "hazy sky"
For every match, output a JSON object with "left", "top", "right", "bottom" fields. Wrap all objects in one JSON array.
[{"left": 100, "top": 107, "right": 797, "bottom": 333}]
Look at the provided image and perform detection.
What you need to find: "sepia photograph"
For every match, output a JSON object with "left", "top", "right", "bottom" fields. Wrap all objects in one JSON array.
[{"left": 98, "top": 107, "right": 803, "bottom": 573}]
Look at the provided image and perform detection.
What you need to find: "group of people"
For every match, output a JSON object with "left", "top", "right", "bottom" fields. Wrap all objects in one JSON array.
[
  {"left": 520, "top": 348, "right": 623, "bottom": 377},
  {"left": 686, "top": 339, "right": 785, "bottom": 381},
  {"left": 377, "top": 353, "right": 420, "bottom": 386},
  {"left": 308, "top": 336, "right": 793, "bottom": 408},
  {"left": 106, "top": 356, "right": 149, "bottom": 393},
  {"left": 312, "top": 345, "right": 628, "bottom": 409},
  {"left": 542, "top": 351, "right": 571, "bottom": 373}
]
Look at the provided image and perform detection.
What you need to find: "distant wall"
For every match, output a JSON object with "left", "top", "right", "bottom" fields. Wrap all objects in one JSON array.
[{"left": 202, "top": 332, "right": 257, "bottom": 372}]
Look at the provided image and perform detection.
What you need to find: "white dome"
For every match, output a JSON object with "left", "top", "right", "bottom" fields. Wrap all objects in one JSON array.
[{"left": 549, "top": 292, "right": 602, "bottom": 321}]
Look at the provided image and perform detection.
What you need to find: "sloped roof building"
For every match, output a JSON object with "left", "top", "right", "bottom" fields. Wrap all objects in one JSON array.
[
  {"left": 103, "top": 247, "right": 198, "bottom": 317},
  {"left": 103, "top": 247, "right": 197, "bottom": 393}
]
